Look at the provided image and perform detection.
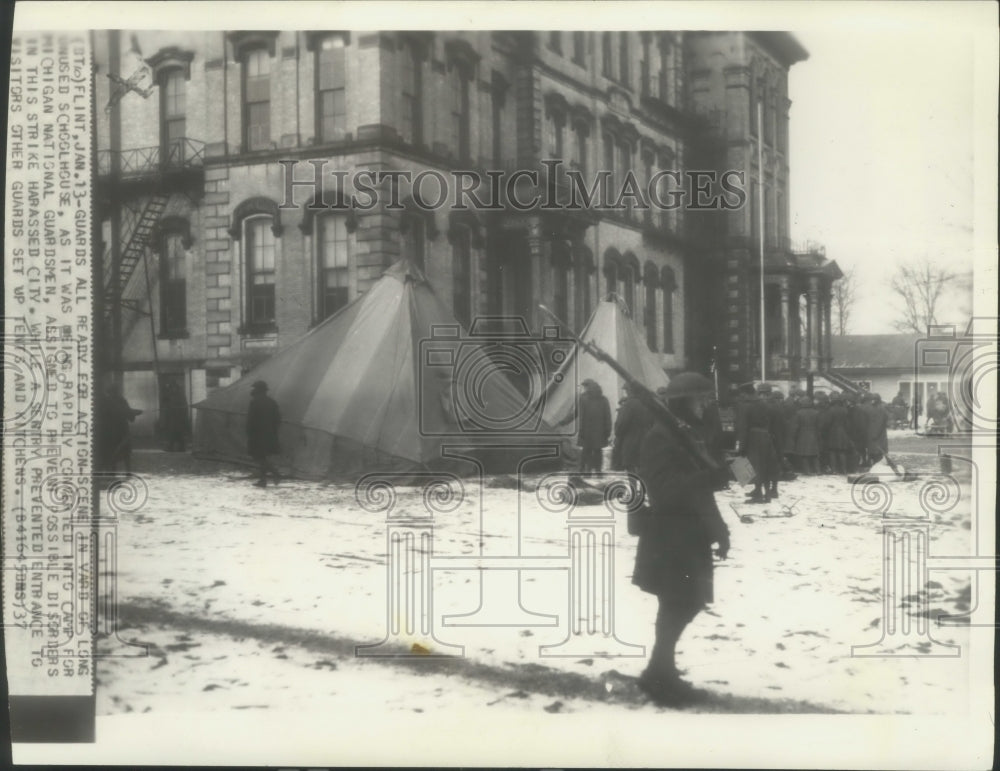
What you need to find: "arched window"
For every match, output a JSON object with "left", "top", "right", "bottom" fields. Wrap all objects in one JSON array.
[
  {"left": 451, "top": 226, "right": 472, "bottom": 327},
  {"left": 550, "top": 240, "right": 571, "bottom": 326},
  {"left": 315, "top": 33, "right": 348, "bottom": 143},
  {"left": 400, "top": 36, "right": 425, "bottom": 146},
  {"left": 573, "top": 245, "right": 594, "bottom": 330},
  {"left": 601, "top": 32, "right": 613, "bottom": 78},
  {"left": 402, "top": 214, "right": 427, "bottom": 270},
  {"left": 245, "top": 215, "right": 277, "bottom": 328},
  {"left": 643, "top": 262, "right": 658, "bottom": 352},
  {"left": 159, "top": 228, "right": 188, "bottom": 337},
  {"left": 618, "top": 32, "right": 630, "bottom": 87},
  {"left": 317, "top": 215, "right": 351, "bottom": 320},
  {"left": 603, "top": 249, "right": 621, "bottom": 300},
  {"left": 242, "top": 47, "right": 271, "bottom": 151},
  {"left": 620, "top": 252, "right": 638, "bottom": 315},
  {"left": 662, "top": 266, "right": 676, "bottom": 354},
  {"left": 572, "top": 32, "right": 586, "bottom": 66},
  {"left": 161, "top": 69, "right": 186, "bottom": 165}
]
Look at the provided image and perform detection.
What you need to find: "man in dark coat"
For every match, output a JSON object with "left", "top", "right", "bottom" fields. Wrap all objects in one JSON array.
[
  {"left": 99, "top": 382, "right": 142, "bottom": 472},
  {"left": 161, "top": 379, "right": 190, "bottom": 452},
  {"left": 737, "top": 384, "right": 780, "bottom": 502},
  {"left": 814, "top": 391, "right": 831, "bottom": 473},
  {"left": 824, "top": 392, "right": 853, "bottom": 474},
  {"left": 792, "top": 396, "right": 821, "bottom": 474},
  {"left": 247, "top": 380, "right": 282, "bottom": 487},
  {"left": 577, "top": 379, "right": 611, "bottom": 473},
  {"left": 866, "top": 393, "right": 890, "bottom": 465},
  {"left": 847, "top": 393, "right": 870, "bottom": 469},
  {"left": 633, "top": 371, "right": 730, "bottom": 705},
  {"left": 613, "top": 383, "right": 651, "bottom": 476}
]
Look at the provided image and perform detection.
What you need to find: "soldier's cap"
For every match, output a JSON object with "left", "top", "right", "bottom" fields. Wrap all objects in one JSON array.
[
  {"left": 769, "top": 389, "right": 784, "bottom": 399},
  {"left": 580, "top": 378, "right": 598, "bottom": 388},
  {"left": 830, "top": 391, "right": 843, "bottom": 400},
  {"left": 756, "top": 382, "right": 772, "bottom": 394},
  {"left": 665, "top": 372, "right": 714, "bottom": 399},
  {"left": 251, "top": 380, "right": 269, "bottom": 392}
]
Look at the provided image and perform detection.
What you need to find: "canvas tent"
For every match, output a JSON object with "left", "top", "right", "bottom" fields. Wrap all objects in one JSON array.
[
  {"left": 541, "top": 297, "right": 670, "bottom": 431},
  {"left": 193, "top": 260, "right": 548, "bottom": 478}
]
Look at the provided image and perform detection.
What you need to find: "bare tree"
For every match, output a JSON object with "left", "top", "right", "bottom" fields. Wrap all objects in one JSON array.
[
  {"left": 831, "top": 265, "right": 857, "bottom": 336},
  {"left": 890, "top": 259, "right": 958, "bottom": 335}
]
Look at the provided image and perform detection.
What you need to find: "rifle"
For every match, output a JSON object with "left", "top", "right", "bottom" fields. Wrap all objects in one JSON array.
[{"left": 539, "top": 305, "right": 720, "bottom": 473}]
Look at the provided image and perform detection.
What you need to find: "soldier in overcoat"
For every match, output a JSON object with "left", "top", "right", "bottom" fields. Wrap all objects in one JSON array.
[
  {"left": 633, "top": 372, "right": 730, "bottom": 704},
  {"left": 247, "top": 380, "right": 282, "bottom": 487}
]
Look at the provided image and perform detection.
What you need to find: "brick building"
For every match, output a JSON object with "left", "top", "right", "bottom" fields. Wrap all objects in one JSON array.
[{"left": 92, "top": 30, "right": 839, "bottom": 436}]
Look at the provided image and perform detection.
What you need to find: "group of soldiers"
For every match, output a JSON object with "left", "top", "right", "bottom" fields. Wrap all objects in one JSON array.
[{"left": 734, "top": 383, "right": 891, "bottom": 503}]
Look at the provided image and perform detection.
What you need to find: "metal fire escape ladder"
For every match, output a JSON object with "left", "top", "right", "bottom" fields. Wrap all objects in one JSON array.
[{"left": 103, "top": 192, "right": 171, "bottom": 322}]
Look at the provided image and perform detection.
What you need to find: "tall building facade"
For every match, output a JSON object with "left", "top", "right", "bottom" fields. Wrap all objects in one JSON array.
[{"left": 93, "top": 30, "right": 839, "bottom": 436}]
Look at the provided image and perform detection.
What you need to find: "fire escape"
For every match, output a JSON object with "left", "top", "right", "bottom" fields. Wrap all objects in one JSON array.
[{"left": 95, "top": 137, "right": 205, "bottom": 372}]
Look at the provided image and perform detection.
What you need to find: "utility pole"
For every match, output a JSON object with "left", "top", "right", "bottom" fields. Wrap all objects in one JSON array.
[{"left": 757, "top": 101, "right": 766, "bottom": 383}]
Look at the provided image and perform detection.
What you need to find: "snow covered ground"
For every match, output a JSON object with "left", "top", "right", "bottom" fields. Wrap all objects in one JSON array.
[{"left": 94, "top": 434, "right": 981, "bottom": 727}]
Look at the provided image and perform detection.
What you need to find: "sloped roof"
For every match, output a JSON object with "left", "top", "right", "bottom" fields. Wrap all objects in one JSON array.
[{"left": 830, "top": 334, "right": 925, "bottom": 370}]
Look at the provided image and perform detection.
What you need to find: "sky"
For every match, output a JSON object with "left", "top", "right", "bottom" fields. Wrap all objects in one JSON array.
[{"left": 788, "top": 22, "right": 983, "bottom": 334}]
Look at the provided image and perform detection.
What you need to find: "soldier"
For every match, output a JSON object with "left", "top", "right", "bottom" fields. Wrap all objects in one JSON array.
[
  {"left": 848, "top": 392, "right": 871, "bottom": 469},
  {"left": 737, "top": 383, "right": 780, "bottom": 502},
  {"left": 99, "top": 381, "right": 143, "bottom": 473},
  {"left": 247, "top": 380, "right": 282, "bottom": 487},
  {"left": 792, "top": 395, "right": 821, "bottom": 475},
  {"left": 613, "top": 383, "right": 651, "bottom": 498},
  {"left": 161, "top": 379, "right": 190, "bottom": 452},
  {"left": 633, "top": 372, "right": 730, "bottom": 705},
  {"left": 814, "top": 391, "right": 831, "bottom": 473},
  {"left": 576, "top": 379, "right": 612, "bottom": 473},
  {"left": 867, "top": 393, "right": 890, "bottom": 465},
  {"left": 824, "top": 392, "right": 853, "bottom": 474}
]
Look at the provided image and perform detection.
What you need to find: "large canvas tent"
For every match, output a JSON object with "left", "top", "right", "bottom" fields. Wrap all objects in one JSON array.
[
  {"left": 193, "top": 260, "right": 549, "bottom": 478},
  {"left": 541, "top": 297, "right": 671, "bottom": 430}
]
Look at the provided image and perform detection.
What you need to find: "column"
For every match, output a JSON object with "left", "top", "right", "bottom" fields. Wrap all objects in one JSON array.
[
  {"left": 779, "top": 275, "right": 791, "bottom": 373},
  {"left": 823, "top": 284, "right": 833, "bottom": 370},
  {"left": 807, "top": 275, "right": 820, "bottom": 372}
]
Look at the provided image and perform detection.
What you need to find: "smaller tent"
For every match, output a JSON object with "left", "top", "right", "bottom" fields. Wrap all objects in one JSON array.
[
  {"left": 541, "top": 296, "right": 670, "bottom": 431},
  {"left": 193, "top": 260, "right": 548, "bottom": 478}
]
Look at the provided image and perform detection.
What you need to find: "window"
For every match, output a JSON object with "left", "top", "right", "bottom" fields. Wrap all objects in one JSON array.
[
  {"left": 604, "top": 257, "right": 619, "bottom": 298},
  {"left": 662, "top": 267, "right": 676, "bottom": 354},
  {"left": 644, "top": 273, "right": 657, "bottom": 352},
  {"left": 572, "top": 32, "right": 586, "bottom": 65},
  {"left": 317, "top": 216, "right": 350, "bottom": 320},
  {"left": 548, "top": 31, "right": 562, "bottom": 55},
  {"left": 658, "top": 36, "right": 679, "bottom": 106},
  {"left": 640, "top": 35, "right": 652, "bottom": 98},
  {"left": 642, "top": 154, "right": 654, "bottom": 225},
  {"left": 571, "top": 123, "right": 588, "bottom": 175},
  {"left": 159, "top": 232, "right": 186, "bottom": 335},
  {"left": 601, "top": 32, "right": 613, "bottom": 78},
  {"left": 401, "top": 40, "right": 424, "bottom": 145},
  {"left": 452, "top": 228, "right": 472, "bottom": 327},
  {"left": 491, "top": 83, "right": 505, "bottom": 165},
  {"left": 618, "top": 142, "right": 633, "bottom": 218},
  {"left": 245, "top": 217, "right": 276, "bottom": 326},
  {"left": 448, "top": 64, "right": 471, "bottom": 160},
  {"left": 574, "top": 248, "right": 593, "bottom": 330},
  {"left": 161, "top": 70, "right": 185, "bottom": 166},
  {"left": 602, "top": 133, "right": 615, "bottom": 205},
  {"left": 618, "top": 32, "right": 630, "bottom": 87},
  {"left": 316, "top": 35, "right": 347, "bottom": 143},
  {"left": 243, "top": 48, "right": 271, "bottom": 151},
  {"left": 551, "top": 242, "right": 570, "bottom": 325},
  {"left": 621, "top": 262, "right": 635, "bottom": 313},
  {"left": 545, "top": 113, "right": 564, "bottom": 159},
  {"left": 402, "top": 216, "right": 426, "bottom": 269}
]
